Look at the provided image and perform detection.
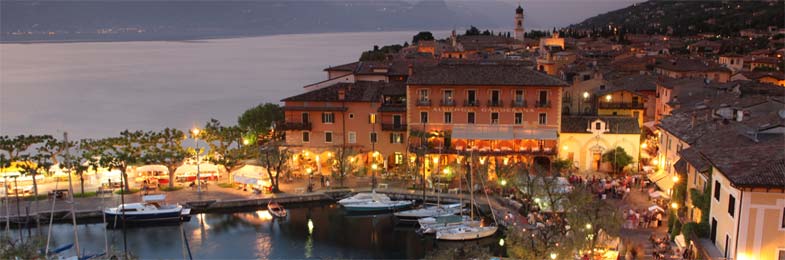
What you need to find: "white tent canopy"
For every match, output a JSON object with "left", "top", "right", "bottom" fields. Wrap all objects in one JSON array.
[
  {"left": 231, "top": 164, "right": 271, "bottom": 186},
  {"left": 135, "top": 165, "right": 169, "bottom": 176},
  {"left": 175, "top": 163, "right": 224, "bottom": 177},
  {"left": 649, "top": 190, "right": 670, "bottom": 199}
]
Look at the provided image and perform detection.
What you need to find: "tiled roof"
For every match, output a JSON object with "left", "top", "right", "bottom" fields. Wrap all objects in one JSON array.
[
  {"left": 658, "top": 112, "right": 718, "bottom": 144},
  {"left": 407, "top": 62, "right": 568, "bottom": 87},
  {"left": 678, "top": 147, "right": 711, "bottom": 173},
  {"left": 697, "top": 134, "right": 785, "bottom": 188},
  {"left": 560, "top": 116, "right": 640, "bottom": 134},
  {"left": 608, "top": 74, "right": 658, "bottom": 92},
  {"left": 654, "top": 58, "right": 730, "bottom": 73},
  {"left": 282, "top": 81, "right": 403, "bottom": 102},
  {"left": 324, "top": 61, "right": 359, "bottom": 72}
]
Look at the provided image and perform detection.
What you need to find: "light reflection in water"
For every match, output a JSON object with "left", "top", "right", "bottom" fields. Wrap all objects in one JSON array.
[
  {"left": 257, "top": 210, "right": 273, "bottom": 221},
  {"left": 305, "top": 218, "right": 314, "bottom": 258}
]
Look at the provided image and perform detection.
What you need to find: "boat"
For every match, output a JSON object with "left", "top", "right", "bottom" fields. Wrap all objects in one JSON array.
[
  {"left": 418, "top": 215, "right": 481, "bottom": 234},
  {"left": 436, "top": 225, "right": 498, "bottom": 241},
  {"left": 337, "top": 191, "right": 391, "bottom": 206},
  {"left": 342, "top": 199, "right": 413, "bottom": 212},
  {"left": 394, "top": 203, "right": 463, "bottom": 221},
  {"left": 267, "top": 201, "right": 287, "bottom": 218},
  {"left": 104, "top": 194, "right": 190, "bottom": 224}
]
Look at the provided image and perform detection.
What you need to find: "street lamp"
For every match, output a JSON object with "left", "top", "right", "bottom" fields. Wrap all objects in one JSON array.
[
  {"left": 191, "top": 128, "right": 202, "bottom": 193},
  {"left": 672, "top": 175, "right": 679, "bottom": 183},
  {"left": 585, "top": 223, "right": 592, "bottom": 230},
  {"left": 550, "top": 253, "right": 558, "bottom": 260},
  {"left": 581, "top": 91, "right": 589, "bottom": 115},
  {"left": 500, "top": 179, "right": 507, "bottom": 197},
  {"left": 671, "top": 202, "right": 679, "bottom": 210}
]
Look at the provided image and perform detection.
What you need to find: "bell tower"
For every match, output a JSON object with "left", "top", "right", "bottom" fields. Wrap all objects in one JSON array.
[{"left": 514, "top": 4, "right": 524, "bottom": 41}]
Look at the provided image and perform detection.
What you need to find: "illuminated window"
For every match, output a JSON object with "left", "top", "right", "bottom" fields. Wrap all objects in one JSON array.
[{"left": 394, "top": 153, "right": 404, "bottom": 165}]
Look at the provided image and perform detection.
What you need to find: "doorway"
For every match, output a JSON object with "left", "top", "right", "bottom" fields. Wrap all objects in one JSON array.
[{"left": 593, "top": 152, "right": 602, "bottom": 171}]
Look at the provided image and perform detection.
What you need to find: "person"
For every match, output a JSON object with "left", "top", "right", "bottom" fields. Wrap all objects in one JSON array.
[
  {"left": 320, "top": 175, "right": 325, "bottom": 187},
  {"left": 325, "top": 179, "right": 331, "bottom": 190}
]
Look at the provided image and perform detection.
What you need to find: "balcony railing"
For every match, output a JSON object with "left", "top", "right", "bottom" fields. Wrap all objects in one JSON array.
[
  {"left": 416, "top": 99, "right": 431, "bottom": 106},
  {"left": 282, "top": 122, "right": 312, "bottom": 130},
  {"left": 381, "top": 123, "right": 407, "bottom": 131},
  {"left": 440, "top": 99, "right": 456, "bottom": 106},
  {"left": 534, "top": 101, "right": 552, "bottom": 108},
  {"left": 487, "top": 100, "right": 503, "bottom": 107},
  {"left": 463, "top": 100, "right": 480, "bottom": 107},
  {"left": 511, "top": 100, "right": 527, "bottom": 108},
  {"left": 599, "top": 102, "right": 645, "bottom": 109}
]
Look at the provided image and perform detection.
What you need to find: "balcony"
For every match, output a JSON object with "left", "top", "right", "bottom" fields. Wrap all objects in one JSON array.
[
  {"left": 511, "top": 100, "right": 527, "bottom": 108},
  {"left": 534, "top": 101, "right": 552, "bottom": 108},
  {"left": 599, "top": 102, "right": 645, "bottom": 109},
  {"left": 416, "top": 99, "right": 431, "bottom": 106},
  {"left": 463, "top": 100, "right": 480, "bottom": 107},
  {"left": 381, "top": 123, "right": 407, "bottom": 131},
  {"left": 282, "top": 122, "right": 312, "bottom": 131},
  {"left": 487, "top": 100, "right": 504, "bottom": 107},
  {"left": 440, "top": 99, "right": 456, "bottom": 106}
]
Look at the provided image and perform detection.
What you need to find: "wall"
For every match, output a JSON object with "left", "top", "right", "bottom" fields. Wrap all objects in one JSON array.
[{"left": 558, "top": 132, "right": 640, "bottom": 172}]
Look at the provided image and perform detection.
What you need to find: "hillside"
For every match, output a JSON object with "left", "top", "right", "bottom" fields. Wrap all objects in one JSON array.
[
  {"left": 569, "top": 0, "right": 784, "bottom": 36},
  {"left": 0, "top": 0, "right": 496, "bottom": 42}
]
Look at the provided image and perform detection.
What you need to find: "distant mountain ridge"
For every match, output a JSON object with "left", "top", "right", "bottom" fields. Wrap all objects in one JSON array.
[
  {"left": 568, "top": 0, "right": 784, "bottom": 36},
  {"left": 1, "top": 0, "right": 499, "bottom": 42}
]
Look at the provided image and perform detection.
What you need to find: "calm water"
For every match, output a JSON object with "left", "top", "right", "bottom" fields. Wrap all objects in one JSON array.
[
  {"left": 0, "top": 31, "right": 446, "bottom": 139},
  {"left": 16, "top": 203, "right": 505, "bottom": 259}
]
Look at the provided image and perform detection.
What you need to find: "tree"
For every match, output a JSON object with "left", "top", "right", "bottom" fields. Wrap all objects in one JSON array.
[
  {"left": 259, "top": 140, "right": 290, "bottom": 193},
  {"left": 144, "top": 128, "right": 188, "bottom": 188},
  {"left": 564, "top": 188, "right": 623, "bottom": 254},
  {"left": 79, "top": 139, "right": 103, "bottom": 195},
  {"left": 98, "top": 130, "right": 147, "bottom": 191},
  {"left": 201, "top": 119, "right": 250, "bottom": 182},
  {"left": 552, "top": 158, "right": 573, "bottom": 174},
  {"left": 330, "top": 147, "right": 358, "bottom": 187},
  {"left": 412, "top": 31, "right": 434, "bottom": 44},
  {"left": 0, "top": 135, "right": 48, "bottom": 162},
  {"left": 602, "top": 147, "right": 633, "bottom": 174},
  {"left": 464, "top": 26, "right": 481, "bottom": 36},
  {"left": 237, "top": 103, "right": 283, "bottom": 142}
]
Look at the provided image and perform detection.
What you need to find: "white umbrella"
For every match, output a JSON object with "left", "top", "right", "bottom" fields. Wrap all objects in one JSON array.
[{"left": 648, "top": 205, "right": 665, "bottom": 212}]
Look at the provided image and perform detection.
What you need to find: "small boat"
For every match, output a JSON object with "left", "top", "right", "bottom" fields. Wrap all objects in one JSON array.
[
  {"left": 418, "top": 215, "right": 480, "bottom": 234},
  {"left": 267, "top": 201, "right": 287, "bottom": 218},
  {"left": 104, "top": 194, "right": 189, "bottom": 225},
  {"left": 435, "top": 225, "right": 498, "bottom": 241},
  {"left": 338, "top": 191, "right": 391, "bottom": 206},
  {"left": 394, "top": 203, "right": 462, "bottom": 221}
]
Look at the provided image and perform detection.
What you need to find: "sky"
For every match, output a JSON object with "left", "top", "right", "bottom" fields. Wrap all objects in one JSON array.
[{"left": 454, "top": 0, "right": 643, "bottom": 29}]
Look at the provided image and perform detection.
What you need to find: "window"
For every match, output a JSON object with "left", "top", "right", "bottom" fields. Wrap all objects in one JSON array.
[
  {"left": 302, "top": 113, "right": 310, "bottom": 124},
  {"left": 467, "top": 90, "right": 477, "bottom": 103},
  {"left": 419, "top": 89, "right": 429, "bottom": 101},
  {"left": 322, "top": 112, "right": 335, "bottom": 123},
  {"left": 468, "top": 112, "right": 475, "bottom": 124},
  {"left": 348, "top": 132, "right": 356, "bottom": 144},
  {"left": 420, "top": 112, "right": 428, "bottom": 123},
  {"left": 595, "top": 122, "right": 602, "bottom": 130},
  {"left": 728, "top": 195, "right": 735, "bottom": 217},
  {"left": 515, "top": 90, "right": 524, "bottom": 102},
  {"left": 325, "top": 131, "right": 333, "bottom": 143},
  {"left": 714, "top": 181, "right": 721, "bottom": 201},
  {"left": 538, "top": 90, "right": 548, "bottom": 105},
  {"left": 491, "top": 90, "right": 500, "bottom": 103},
  {"left": 782, "top": 207, "right": 785, "bottom": 229},
  {"left": 583, "top": 74, "right": 590, "bottom": 81},
  {"left": 677, "top": 143, "right": 683, "bottom": 152},
  {"left": 600, "top": 85, "right": 606, "bottom": 90},
  {"left": 390, "top": 133, "right": 403, "bottom": 144},
  {"left": 349, "top": 113, "right": 354, "bottom": 119},
  {"left": 538, "top": 113, "right": 547, "bottom": 125},
  {"left": 491, "top": 112, "right": 499, "bottom": 124},
  {"left": 370, "top": 132, "right": 377, "bottom": 143},
  {"left": 444, "top": 112, "right": 452, "bottom": 123},
  {"left": 443, "top": 90, "right": 453, "bottom": 102},
  {"left": 369, "top": 113, "right": 377, "bottom": 124},
  {"left": 514, "top": 113, "right": 523, "bottom": 124},
  {"left": 394, "top": 153, "right": 404, "bottom": 165},
  {"left": 778, "top": 250, "right": 785, "bottom": 260},
  {"left": 302, "top": 132, "right": 310, "bottom": 143}
]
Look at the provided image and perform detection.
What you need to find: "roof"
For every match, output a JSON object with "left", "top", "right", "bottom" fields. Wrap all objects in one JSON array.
[
  {"left": 560, "top": 116, "right": 641, "bottom": 134},
  {"left": 654, "top": 58, "right": 731, "bottom": 73},
  {"left": 608, "top": 74, "right": 658, "bottom": 92},
  {"left": 407, "top": 62, "right": 568, "bottom": 87},
  {"left": 324, "top": 61, "right": 359, "bottom": 72},
  {"left": 282, "top": 81, "right": 402, "bottom": 102},
  {"left": 678, "top": 147, "right": 711, "bottom": 173},
  {"left": 697, "top": 134, "right": 785, "bottom": 188}
]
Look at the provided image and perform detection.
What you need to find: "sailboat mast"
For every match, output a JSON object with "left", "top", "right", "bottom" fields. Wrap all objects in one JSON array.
[
  {"left": 64, "top": 132, "right": 81, "bottom": 258},
  {"left": 469, "top": 150, "right": 474, "bottom": 220}
]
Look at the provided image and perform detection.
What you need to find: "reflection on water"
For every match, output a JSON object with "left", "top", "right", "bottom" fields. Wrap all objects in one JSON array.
[{"left": 21, "top": 202, "right": 505, "bottom": 259}]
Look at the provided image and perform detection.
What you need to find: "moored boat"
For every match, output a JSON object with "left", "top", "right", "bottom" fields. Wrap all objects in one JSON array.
[
  {"left": 337, "top": 191, "right": 391, "bottom": 206},
  {"left": 104, "top": 194, "right": 189, "bottom": 225},
  {"left": 268, "top": 201, "right": 287, "bottom": 218},
  {"left": 418, "top": 215, "right": 480, "bottom": 234},
  {"left": 342, "top": 199, "right": 414, "bottom": 212},
  {"left": 394, "top": 203, "right": 463, "bottom": 221},
  {"left": 435, "top": 225, "right": 498, "bottom": 241}
]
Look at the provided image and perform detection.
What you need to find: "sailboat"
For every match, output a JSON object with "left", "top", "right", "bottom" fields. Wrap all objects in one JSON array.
[
  {"left": 340, "top": 191, "right": 413, "bottom": 212},
  {"left": 435, "top": 150, "right": 498, "bottom": 241},
  {"left": 394, "top": 203, "right": 462, "bottom": 221}
]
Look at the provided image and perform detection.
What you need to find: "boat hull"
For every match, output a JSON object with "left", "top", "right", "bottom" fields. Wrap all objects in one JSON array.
[
  {"left": 104, "top": 210, "right": 183, "bottom": 222},
  {"left": 343, "top": 201, "right": 413, "bottom": 212},
  {"left": 436, "top": 226, "right": 498, "bottom": 241}
]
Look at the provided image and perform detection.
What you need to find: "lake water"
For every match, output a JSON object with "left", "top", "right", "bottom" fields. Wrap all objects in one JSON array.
[
  {"left": 14, "top": 203, "right": 505, "bottom": 259},
  {"left": 0, "top": 31, "right": 446, "bottom": 139}
]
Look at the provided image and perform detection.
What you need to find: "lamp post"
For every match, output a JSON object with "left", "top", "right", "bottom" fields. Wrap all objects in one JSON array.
[
  {"left": 500, "top": 179, "right": 507, "bottom": 197},
  {"left": 192, "top": 128, "right": 202, "bottom": 193}
]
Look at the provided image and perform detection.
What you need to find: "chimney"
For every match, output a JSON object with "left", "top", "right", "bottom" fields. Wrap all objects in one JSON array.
[
  {"left": 408, "top": 64, "right": 413, "bottom": 76},
  {"left": 338, "top": 89, "right": 346, "bottom": 101},
  {"left": 690, "top": 114, "right": 696, "bottom": 128},
  {"left": 736, "top": 110, "right": 744, "bottom": 122}
]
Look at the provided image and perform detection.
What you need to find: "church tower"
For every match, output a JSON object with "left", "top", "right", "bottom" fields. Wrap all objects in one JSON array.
[{"left": 514, "top": 5, "right": 524, "bottom": 41}]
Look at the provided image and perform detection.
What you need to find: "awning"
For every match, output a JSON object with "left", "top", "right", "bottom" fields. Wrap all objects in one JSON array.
[
  {"left": 231, "top": 164, "right": 272, "bottom": 186},
  {"left": 451, "top": 125, "right": 558, "bottom": 140},
  {"left": 647, "top": 171, "right": 676, "bottom": 192}
]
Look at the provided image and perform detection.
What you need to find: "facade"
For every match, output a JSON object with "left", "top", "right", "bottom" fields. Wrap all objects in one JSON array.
[
  {"left": 406, "top": 62, "right": 567, "bottom": 176},
  {"left": 596, "top": 89, "right": 648, "bottom": 127},
  {"left": 654, "top": 58, "right": 732, "bottom": 83},
  {"left": 559, "top": 116, "right": 641, "bottom": 172}
]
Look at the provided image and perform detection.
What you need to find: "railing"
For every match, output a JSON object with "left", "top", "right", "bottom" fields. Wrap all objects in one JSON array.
[
  {"left": 487, "top": 100, "right": 504, "bottom": 107},
  {"left": 440, "top": 99, "right": 456, "bottom": 106},
  {"left": 511, "top": 100, "right": 527, "bottom": 108},
  {"left": 599, "top": 102, "right": 645, "bottom": 109},
  {"left": 416, "top": 99, "right": 431, "bottom": 106},
  {"left": 381, "top": 123, "right": 407, "bottom": 131},
  {"left": 534, "top": 101, "right": 552, "bottom": 108},
  {"left": 463, "top": 100, "right": 480, "bottom": 107},
  {"left": 281, "top": 122, "right": 312, "bottom": 130}
]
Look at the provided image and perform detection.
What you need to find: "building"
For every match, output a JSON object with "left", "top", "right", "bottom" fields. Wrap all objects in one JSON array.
[
  {"left": 559, "top": 116, "right": 641, "bottom": 172},
  {"left": 514, "top": 5, "right": 524, "bottom": 42},
  {"left": 281, "top": 81, "right": 408, "bottom": 175},
  {"left": 745, "top": 56, "right": 781, "bottom": 71},
  {"left": 718, "top": 54, "right": 744, "bottom": 73},
  {"left": 406, "top": 61, "right": 567, "bottom": 176},
  {"left": 732, "top": 71, "right": 785, "bottom": 87},
  {"left": 595, "top": 74, "right": 658, "bottom": 126},
  {"left": 654, "top": 58, "right": 732, "bottom": 83}
]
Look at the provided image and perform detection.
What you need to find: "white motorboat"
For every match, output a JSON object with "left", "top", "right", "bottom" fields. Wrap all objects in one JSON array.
[
  {"left": 104, "top": 194, "right": 189, "bottom": 225},
  {"left": 394, "top": 203, "right": 463, "bottom": 220},
  {"left": 435, "top": 225, "right": 498, "bottom": 241},
  {"left": 418, "top": 215, "right": 480, "bottom": 234},
  {"left": 342, "top": 199, "right": 414, "bottom": 212},
  {"left": 338, "top": 192, "right": 391, "bottom": 206}
]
